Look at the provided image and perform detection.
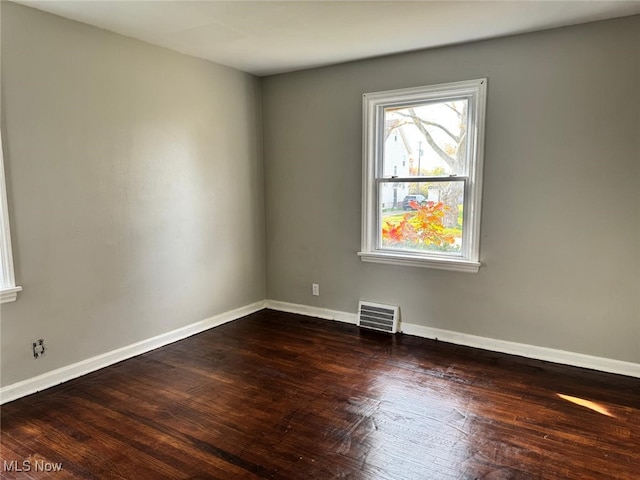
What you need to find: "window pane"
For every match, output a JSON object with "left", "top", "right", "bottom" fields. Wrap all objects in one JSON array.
[
  {"left": 380, "top": 181, "right": 464, "bottom": 254},
  {"left": 383, "top": 99, "right": 468, "bottom": 177}
]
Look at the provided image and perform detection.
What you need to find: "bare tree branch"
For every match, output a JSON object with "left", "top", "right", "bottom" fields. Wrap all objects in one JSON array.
[
  {"left": 406, "top": 108, "right": 455, "bottom": 168},
  {"left": 384, "top": 119, "right": 411, "bottom": 141},
  {"left": 445, "top": 102, "right": 462, "bottom": 116},
  {"left": 395, "top": 111, "right": 459, "bottom": 143},
  {"left": 456, "top": 131, "right": 467, "bottom": 153}
]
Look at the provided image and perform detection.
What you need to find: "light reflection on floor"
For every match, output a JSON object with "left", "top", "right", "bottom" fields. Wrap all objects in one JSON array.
[
  {"left": 557, "top": 393, "right": 615, "bottom": 417},
  {"left": 345, "top": 371, "right": 475, "bottom": 478}
]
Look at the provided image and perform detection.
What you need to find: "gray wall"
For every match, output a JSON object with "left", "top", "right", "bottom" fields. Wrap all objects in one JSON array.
[
  {"left": 263, "top": 16, "right": 640, "bottom": 363},
  {"left": 1, "top": 3, "right": 638, "bottom": 390},
  {"left": 0, "top": 2, "right": 265, "bottom": 386}
]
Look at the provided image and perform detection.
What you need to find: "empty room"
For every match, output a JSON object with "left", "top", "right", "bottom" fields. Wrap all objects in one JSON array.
[{"left": 1, "top": 1, "right": 639, "bottom": 478}]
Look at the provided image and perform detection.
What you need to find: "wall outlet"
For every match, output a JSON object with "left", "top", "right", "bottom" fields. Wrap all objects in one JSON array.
[
  {"left": 33, "top": 339, "right": 45, "bottom": 359},
  {"left": 312, "top": 283, "right": 320, "bottom": 296}
]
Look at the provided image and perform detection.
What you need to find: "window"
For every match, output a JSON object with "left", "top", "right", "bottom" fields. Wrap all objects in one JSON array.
[
  {"left": 0, "top": 133, "right": 21, "bottom": 303},
  {"left": 359, "top": 79, "right": 487, "bottom": 272}
]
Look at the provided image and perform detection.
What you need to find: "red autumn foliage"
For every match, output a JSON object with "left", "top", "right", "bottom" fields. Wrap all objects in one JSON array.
[{"left": 382, "top": 201, "right": 455, "bottom": 248}]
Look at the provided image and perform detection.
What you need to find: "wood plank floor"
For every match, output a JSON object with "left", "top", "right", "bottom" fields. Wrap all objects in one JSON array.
[{"left": 1, "top": 309, "right": 639, "bottom": 479}]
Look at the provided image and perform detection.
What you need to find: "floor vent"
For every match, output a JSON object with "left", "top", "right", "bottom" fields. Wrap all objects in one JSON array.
[{"left": 357, "top": 301, "right": 400, "bottom": 334}]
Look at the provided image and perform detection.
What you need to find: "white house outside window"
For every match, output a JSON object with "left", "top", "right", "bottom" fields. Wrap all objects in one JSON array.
[{"left": 359, "top": 79, "right": 487, "bottom": 272}]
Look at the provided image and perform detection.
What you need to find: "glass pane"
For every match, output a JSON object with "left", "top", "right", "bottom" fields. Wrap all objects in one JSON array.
[
  {"left": 380, "top": 181, "right": 464, "bottom": 254},
  {"left": 382, "top": 99, "right": 468, "bottom": 177}
]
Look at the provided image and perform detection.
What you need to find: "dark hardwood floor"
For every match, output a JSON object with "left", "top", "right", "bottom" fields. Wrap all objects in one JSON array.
[{"left": 1, "top": 309, "right": 639, "bottom": 479}]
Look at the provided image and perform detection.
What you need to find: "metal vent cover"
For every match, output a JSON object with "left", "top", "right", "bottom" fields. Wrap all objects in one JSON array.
[{"left": 357, "top": 301, "right": 399, "bottom": 334}]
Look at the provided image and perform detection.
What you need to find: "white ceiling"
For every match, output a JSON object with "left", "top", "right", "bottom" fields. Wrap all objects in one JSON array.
[{"left": 14, "top": 1, "right": 640, "bottom": 76}]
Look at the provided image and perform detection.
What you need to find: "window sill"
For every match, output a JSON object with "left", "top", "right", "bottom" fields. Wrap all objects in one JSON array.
[
  {"left": 358, "top": 251, "right": 480, "bottom": 273},
  {"left": 1, "top": 286, "right": 22, "bottom": 304}
]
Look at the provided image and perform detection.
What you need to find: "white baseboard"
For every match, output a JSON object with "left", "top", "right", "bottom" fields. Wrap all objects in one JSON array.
[
  {"left": 0, "top": 300, "right": 266, "bottom": 405},
  {"left": 3, "top": 298, "right": 637, "bottom": 405},
  {"left": 266, "top": 300, "right": 640, "bottom": 379},
  {"left": 265, "top": 300, "right": 358, "bottom": 325}
]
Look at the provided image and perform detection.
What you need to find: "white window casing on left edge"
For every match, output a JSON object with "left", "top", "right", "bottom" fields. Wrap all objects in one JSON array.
[{"left": 0, "top": 133, "right": 22, "bottom": 303}]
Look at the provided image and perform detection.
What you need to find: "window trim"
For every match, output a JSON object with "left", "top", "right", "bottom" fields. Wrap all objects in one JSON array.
[
  {"left": 359, "top": 79, "right": 487, "bottom": 273},
  {"left": 0, "top": 133, "right": 21, "bottom": 303}
]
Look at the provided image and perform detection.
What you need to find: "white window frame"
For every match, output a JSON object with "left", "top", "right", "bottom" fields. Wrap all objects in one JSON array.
[
  {"left": 0, "top": 133, "right": 21, "bottom": 303},
  {"left": 359, "top": 79, "right": 487, "bottom": 273}
]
